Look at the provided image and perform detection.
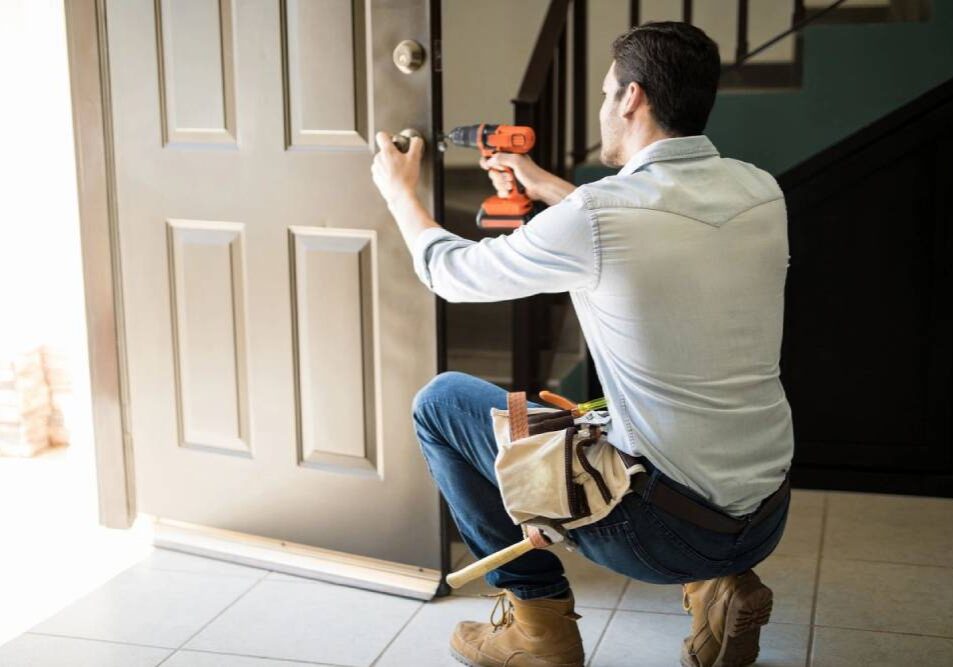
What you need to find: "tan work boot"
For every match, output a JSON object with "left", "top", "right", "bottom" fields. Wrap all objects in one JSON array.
[
  {"left": 681, "top": 570, "right": 773, "bottom": 667},
  {"left": 450, "top": 590, "right": 585, "bottom": 667}
]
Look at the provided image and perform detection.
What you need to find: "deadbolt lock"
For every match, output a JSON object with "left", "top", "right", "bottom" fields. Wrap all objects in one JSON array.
[{"left": 393, "top": 40, "right": 425, "bottom": 74}]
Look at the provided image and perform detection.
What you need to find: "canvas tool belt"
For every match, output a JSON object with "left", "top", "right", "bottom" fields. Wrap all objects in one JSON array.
[{"left": 492, "top": 391, "right": 645, "bottom": 532}]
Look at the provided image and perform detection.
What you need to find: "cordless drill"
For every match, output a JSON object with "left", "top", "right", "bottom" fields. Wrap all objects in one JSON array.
[{"left": 443, "top": 124, "right": 537, "bottom": 229}]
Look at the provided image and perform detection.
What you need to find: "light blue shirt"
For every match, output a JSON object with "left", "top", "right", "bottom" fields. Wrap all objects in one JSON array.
[{"left": 412, "top": 135, "right": 793, "bottom": 516}]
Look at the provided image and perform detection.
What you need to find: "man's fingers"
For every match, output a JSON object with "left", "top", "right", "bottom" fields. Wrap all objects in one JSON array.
[
  {"left": 409, "top": 136, "right": 424, "bottom": 159},
  {"left": 487, "top": 152, "right": 518, "bottom": 169},
  {"left": 375, "top": 130, "right": 395, "bottom": 152}
]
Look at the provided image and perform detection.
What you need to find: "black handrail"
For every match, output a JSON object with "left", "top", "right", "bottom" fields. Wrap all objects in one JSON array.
[
  {"left": 509, "top": 0, "right": 579, "bottom": 394},
  {"left": 512, "top": 0, "right": 571, "bottom": 179},
  {"left": 727, "top": 0, "right": 847, "bottom": 69},
  {"left": 513, "top": 0, "right": 570, "bottom": 109}
]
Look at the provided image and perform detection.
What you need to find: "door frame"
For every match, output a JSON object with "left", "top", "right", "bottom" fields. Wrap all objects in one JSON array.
[{"left": 63, "top": 0, "right": 451, "bottom": 599}]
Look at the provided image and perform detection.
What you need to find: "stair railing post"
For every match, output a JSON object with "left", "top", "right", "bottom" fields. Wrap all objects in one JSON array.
[
  {"left": 571, "top": 0, "right": 588, "bottom": 167},
  {"left": 735, "top": 0, "right": 749, "bottom": 64},
  {"left": 793, "top": 0, "right": 807, "bottom": 25}
]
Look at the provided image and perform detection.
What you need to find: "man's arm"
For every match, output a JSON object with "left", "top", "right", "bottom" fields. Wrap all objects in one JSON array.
[
  {"left": 370, "top": 131, "right": 596, "bottom": 303},
  {"left": 408, "top": 198, "right": 597, "bottom": 302},
  {"left": 370, "top": 132, "right": 438, "bottom": 252}
]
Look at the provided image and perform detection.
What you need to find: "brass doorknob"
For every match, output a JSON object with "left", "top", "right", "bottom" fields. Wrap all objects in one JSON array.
[
  {"left": 393, "top": 40, "right": 425, "bottom": 74},
  {"left": 392, "top": 128, "right": 424, "bottom": 153}
]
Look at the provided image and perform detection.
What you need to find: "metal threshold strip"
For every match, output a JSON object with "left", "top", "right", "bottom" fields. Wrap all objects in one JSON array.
[{"left": 151, "top": 517, "right": 443, "bottom": 601}]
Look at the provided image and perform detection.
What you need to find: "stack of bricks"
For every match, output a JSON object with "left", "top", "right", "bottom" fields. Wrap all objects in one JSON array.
[{"left": 0, "top": 345, "right": 71, "bottom": 457}]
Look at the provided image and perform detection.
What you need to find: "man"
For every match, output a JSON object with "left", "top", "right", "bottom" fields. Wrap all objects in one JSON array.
[{"left": 371, "top": 21, "right": 793, "bottom": 667}]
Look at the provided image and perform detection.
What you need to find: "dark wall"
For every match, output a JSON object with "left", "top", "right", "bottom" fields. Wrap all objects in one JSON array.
[{"left": 779, "top": 78, "right": 953, "bottom": 496}]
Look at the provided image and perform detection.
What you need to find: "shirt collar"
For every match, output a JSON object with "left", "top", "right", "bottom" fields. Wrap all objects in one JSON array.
[{"left": 616, "top": 135, "right": 720, "bottom": 176}]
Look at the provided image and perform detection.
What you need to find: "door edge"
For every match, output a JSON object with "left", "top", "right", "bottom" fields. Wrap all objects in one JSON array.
[{"left": 64, "top": 0, "right": 137, "bottom": 528}]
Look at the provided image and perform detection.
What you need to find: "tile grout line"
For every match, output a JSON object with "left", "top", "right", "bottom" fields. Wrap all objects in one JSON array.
[
  {"left": 585, "top": 578, "right": 630, "bottom": 667},
  {"left": 26, "top": 630, "right": 353, "bottom": 667},
  {"left": 815, "top": 555, "right": 953, "bottom": 570},
  {"left": 808, "top": 623, "right": 953, "bottom": 641},
  {"left": 24, "top": 631, "right": 175, "bottom": 652},
  {"left": 159, "top": 645, "right": 343, "bottom": 666},
  {"left": 803, "top": 492, "right": 829, "bottom": 667},
  {"left": 368, "top": 600, "right": 426, "bottom": 667},
  {"left": 155, "top": 574, "right": 267, "bottom": 666}
]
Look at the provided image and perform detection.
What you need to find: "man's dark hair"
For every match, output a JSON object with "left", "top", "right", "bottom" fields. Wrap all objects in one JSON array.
[{"left": 610, "top": 22, "right": 720, "bottom": 136}]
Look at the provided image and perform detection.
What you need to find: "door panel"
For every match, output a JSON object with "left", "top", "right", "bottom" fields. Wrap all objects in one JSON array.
[{"left": 105, "top": 0, "right": 441, "bottom": 572}]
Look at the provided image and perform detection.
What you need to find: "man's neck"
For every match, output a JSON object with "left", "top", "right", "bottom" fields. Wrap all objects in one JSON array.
[{"left": 618, "top": 124, "right": 676, "bottom": 165}]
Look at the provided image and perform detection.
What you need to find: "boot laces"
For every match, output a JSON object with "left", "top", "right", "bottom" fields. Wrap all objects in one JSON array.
[{"left": 481, "top": 591, "right": 515, "bottom": 631}]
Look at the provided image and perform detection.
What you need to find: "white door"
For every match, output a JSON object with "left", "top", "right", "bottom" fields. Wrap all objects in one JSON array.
[{"left": 99, "top": 0, "right": 442, "bottom": 597}]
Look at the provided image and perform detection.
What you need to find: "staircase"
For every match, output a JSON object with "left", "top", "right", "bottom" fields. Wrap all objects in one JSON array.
[{"left": 440, "top": 0, "right": 945, "bottom": 401}]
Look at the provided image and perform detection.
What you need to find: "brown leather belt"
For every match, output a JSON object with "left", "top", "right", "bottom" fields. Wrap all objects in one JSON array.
[{"left": 619, "top": 450, "right": 790, "bottom": 534}]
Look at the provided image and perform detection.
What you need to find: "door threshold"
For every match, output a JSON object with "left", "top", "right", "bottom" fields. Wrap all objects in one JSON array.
[{"left": 150, "top": 516, "right": 442, "bottom": 601}]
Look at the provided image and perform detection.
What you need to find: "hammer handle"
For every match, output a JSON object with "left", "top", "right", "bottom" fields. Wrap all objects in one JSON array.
[{"left": 446, "top": 537, "right": 539, "bottom": 589}]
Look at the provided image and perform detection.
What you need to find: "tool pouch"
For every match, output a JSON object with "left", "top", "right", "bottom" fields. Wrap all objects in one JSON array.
[{"left": 491, "top": 392, "right": 645, "bottom": 531}]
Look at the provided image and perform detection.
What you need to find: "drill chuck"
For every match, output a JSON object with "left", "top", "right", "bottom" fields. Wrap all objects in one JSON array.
[{"left": 446, "top": 124, "right": 497, "bottom": 149}]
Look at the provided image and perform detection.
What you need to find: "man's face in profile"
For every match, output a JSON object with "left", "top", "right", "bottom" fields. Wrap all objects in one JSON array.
[{"left": 599, "top": 62, "right": 626, "bottom": 168}]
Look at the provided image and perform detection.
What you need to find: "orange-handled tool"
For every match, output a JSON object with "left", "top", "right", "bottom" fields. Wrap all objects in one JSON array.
[{"left": 443, "top": 124, "right": 537, "bottom": 229}]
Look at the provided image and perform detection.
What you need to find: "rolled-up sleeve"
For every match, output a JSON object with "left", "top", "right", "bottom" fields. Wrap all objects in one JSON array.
[{"left": 410, "top": 189, "right": 598, "bottom": 302}]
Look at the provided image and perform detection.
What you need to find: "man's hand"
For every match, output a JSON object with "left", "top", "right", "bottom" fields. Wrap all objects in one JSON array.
[
  {"left": 371, "top": 130, "right": 424, "bottom": 205},
  {"left": 480, "top": 152, "right": 576, "bottom": 207}
]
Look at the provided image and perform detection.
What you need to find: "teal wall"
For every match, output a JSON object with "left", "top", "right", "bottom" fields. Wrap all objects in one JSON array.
[
  {"left": 707, "top": 2, "right": 953, "bottom": 175},
  {"left": 577, "top": 3, "right": 953, "bottom": 181}
]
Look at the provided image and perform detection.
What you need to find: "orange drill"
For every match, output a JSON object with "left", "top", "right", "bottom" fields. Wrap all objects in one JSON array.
[{"left": 444, "top": 124, "right": 537, "bottom": 229}]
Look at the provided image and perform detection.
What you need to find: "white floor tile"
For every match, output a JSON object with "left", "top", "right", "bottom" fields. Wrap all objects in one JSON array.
[
  {"left": 811, "top": 626, "right": 953, "bottom": 666},
  {"left": 451, "top": 546, "right": 628, "bottom": 609},
  {"left": 589, "top": 611, "right": 809, "bottom": 667},
  {"left": 617, "top": 579, "right": 684, "bottom": 615},
  {"left": 0, "top": 633, "right": 171, "bottom": 667},
  {"left": 163, "top": 649, "right": 336, "bottom": 666},
  {"left": 30, "top": 568, "right": 258, "bottom": 648},
  {"left": 128, "top": 549, "right": 270, "bottom": 580},
  {"left": 375, "top": 594, "right": 611, "bottom": 667},
  {"left": 184, "top": 579, "right": 421, "bottom": 666},
  {"left": 815, "top": 559, "right": 953, "bottom": 637},
  {"left": 774, "top": 489, "right": 825, "bottom": 557},
  {"left": 618, "top": 553, "right": 816, "bottom": 625},
  {"left": 824, "top": 491, "right": 953, "bottom": 568},
  {"left": 754, "top": 553, "right": 819, "bottom": 625}
]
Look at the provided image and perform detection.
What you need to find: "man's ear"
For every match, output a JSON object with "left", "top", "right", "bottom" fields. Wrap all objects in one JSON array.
[{"left": 618, "top": 81, "right": 643, "bottom": 118}]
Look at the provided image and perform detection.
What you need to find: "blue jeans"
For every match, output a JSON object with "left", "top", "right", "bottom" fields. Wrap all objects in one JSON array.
[{"left": 412, "top": 371, "right": 789, "bottom": 601}]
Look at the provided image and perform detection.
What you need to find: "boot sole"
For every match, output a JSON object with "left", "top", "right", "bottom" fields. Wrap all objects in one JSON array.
[
  {"left": 449, "top": 645, "right": 480, "bottom": 667},
  {"left": 450, "top": 644, "right": 584, "bottom": 667},
  {"left": 681, "top": 578, "right": 773, "bottom": 667}
]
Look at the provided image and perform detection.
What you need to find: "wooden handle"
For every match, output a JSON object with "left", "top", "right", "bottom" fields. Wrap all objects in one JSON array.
[{"left": 446, "top": 537, "right": 539, "bottom": 589}]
